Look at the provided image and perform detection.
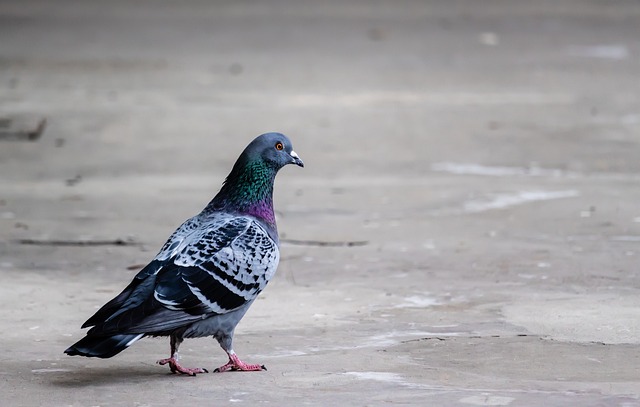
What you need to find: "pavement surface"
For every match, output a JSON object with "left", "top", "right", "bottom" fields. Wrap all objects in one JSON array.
[{"left": 1, "top": 0, "right": 639, "bottom": 406}]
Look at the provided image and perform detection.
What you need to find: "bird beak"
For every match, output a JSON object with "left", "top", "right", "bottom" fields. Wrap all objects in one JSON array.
[{"left": 290, "top": 150, "right": 304, "bottom": 167}]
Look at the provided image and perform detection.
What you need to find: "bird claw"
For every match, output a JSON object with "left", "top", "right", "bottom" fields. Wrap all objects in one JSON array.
[
  {"left": 213, "top": 364, "right": 266, "bottom": 373},
  {"left": 213, "top": 354, "right": 266, "bottom": 373},
  {"left": 157, "top": 357, "right": 208, "bottom": 376}
]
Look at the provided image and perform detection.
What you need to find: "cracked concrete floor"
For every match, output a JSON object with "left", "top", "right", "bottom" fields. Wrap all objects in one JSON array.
[{"left": 1, "top": 0, "right": 639, "bottom": 405}]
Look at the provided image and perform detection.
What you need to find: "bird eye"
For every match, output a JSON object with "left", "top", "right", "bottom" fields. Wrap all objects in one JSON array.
[{"left": 275, "top": 142, "right": 284, "bottom": 151}]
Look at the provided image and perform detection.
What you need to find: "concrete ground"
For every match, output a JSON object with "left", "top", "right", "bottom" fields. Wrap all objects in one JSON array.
[{"left": 1, "top": 0, "right": 639, "bottom": 405}]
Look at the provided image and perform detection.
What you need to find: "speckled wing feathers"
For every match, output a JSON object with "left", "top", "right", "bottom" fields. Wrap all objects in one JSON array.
[
  {"left": 85, "top": 214, "right": 279, "bottom": 335},
  {"left": 154, "top": 215, "right": 279, "bottom": 315}
]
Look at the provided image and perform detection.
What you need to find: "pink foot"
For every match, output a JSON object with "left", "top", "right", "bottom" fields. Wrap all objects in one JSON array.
[
  {"left": 214, "top": 353, "right": 266, "bottom": 373},
  {"left": 157, "top": 357, "right": 208, "bottom": 376}
]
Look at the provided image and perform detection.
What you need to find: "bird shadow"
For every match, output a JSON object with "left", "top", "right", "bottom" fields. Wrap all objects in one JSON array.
[{"left": 45, "top": 364, "right": 199, "bottom": 388}]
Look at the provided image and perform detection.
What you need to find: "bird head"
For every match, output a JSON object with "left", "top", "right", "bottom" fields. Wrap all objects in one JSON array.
[{"left": 249, "top": 132, "right": 304, "bottom": 169}]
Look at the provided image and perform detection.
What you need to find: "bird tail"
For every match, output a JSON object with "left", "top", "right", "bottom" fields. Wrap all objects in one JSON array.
[{"left": 64, "top": 333, "right": 144, "bottom": 359}]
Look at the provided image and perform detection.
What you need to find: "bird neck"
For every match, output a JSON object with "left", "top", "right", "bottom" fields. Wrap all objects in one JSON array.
[{"left": 207, "top": 159, "right": 277, "bottom": 226}]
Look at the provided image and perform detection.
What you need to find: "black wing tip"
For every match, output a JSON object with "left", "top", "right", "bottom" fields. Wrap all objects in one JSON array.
[
  {"left": 63, "top": 333, "right": 142, "bottom": 359},
  {"left": 64, "top": 345, "right": 100, "bottom": 358},
  {"left": 64, "top": 345, "right": 98, "bottom": 358}
]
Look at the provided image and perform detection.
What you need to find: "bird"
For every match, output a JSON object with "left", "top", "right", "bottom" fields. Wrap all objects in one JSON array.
[{"left": 65, "top": 132, "right": 303, "bottom": 375}]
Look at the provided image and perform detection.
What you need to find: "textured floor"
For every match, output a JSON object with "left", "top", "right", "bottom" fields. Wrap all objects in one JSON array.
[{"left": 1, "top": 1, "right": 639, "bottom": 405}]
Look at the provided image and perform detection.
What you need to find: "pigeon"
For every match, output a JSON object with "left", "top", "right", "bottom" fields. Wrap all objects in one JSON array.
[{"left": 65, "top": 132, "right": 303, "bottom": 375}]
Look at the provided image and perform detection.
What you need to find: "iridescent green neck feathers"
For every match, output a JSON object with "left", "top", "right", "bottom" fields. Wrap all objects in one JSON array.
[{"left": 209, "top": 159, "right": 278, "bottom": 225}]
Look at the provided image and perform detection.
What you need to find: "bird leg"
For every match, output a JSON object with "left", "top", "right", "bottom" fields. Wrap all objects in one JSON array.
[
  {"left": 157, "top": 336, "right": 208, "bottom": 376},
  {"left": 213, "top": 350, "right": 266, "bottom": 373}
]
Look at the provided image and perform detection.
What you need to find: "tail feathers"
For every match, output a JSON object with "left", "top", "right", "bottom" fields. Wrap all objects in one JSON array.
[
  {"left": 82, "top": 264, "right": 160, "bottom": 329},
  {"left": 64, "top": 333, "right": 144, "bottom": 359}
]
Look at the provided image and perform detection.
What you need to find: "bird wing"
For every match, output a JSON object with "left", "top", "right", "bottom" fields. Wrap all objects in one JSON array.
[
  {"left": 90, "top": 215, "right": 279, "bottom": 335},
  {"left": 154, "top": 215, "right": 279, "bottom": 314},
  {"left": 81, "top": 216, "right": 202, "bottom": 329}
]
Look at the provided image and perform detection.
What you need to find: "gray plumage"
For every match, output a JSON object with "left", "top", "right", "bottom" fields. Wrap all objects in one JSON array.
[{"left": 65, "top": 132, "right": 303, "bottom": 374}]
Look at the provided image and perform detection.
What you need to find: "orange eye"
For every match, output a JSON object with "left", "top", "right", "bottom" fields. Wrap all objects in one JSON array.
[{"left": 275, "top": 142, "right": 284, "bottom": 151}]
